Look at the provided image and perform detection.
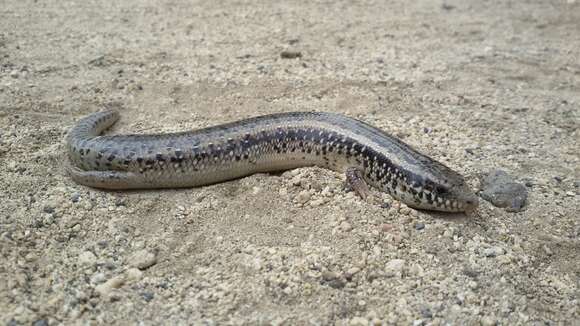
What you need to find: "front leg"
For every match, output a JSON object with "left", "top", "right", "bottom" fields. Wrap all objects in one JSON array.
[{"left": 345, "top": 167, "right": 381, "bottom": 205}]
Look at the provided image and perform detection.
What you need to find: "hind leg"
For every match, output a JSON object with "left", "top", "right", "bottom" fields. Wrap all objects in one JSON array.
[{"left": 66, "top": 164, "right": 145, "bottom": 189}]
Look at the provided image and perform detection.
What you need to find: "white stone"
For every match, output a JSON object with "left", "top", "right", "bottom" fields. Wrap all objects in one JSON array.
[
  {"left": 78, "top": 251, "right": 97, "bottom": 266},
  {"left": 349, "top": 317, "right": 369, "bottom": 326},
  {"left": 385, "top": 259, "right": 406, "bottom": 277},
  {"left": 128, "top": 249, "right": 157, "bottom": 269}
]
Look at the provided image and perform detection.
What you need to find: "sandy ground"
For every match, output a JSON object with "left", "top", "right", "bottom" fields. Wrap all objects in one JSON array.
[{"left": 1, "top": 0, "right": 579, "bottom": 324}]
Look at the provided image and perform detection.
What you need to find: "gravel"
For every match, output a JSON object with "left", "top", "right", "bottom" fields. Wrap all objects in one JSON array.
[{"left": 0, "top": 0, "right": 578, "bottom": 324}]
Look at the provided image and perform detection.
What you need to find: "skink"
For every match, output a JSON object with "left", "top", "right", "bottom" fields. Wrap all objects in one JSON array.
[{"left": 66, "top": 111, "right": 478, "bottom": 212}]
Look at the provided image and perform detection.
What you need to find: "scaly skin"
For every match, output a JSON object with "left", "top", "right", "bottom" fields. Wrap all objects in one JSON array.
[{"left": 66, "top": 110, "right": 478, "bottom": 212}]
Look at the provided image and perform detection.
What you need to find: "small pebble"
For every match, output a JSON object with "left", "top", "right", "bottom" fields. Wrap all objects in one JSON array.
[
  {"left": 321, "top": 186, "right": 333, "bottom": 197},
  {"left": 482, "top": 246, "right": 505, "bottom": 257},
  {"left": 141, "top": 292, "right": 155, "bottom": 302},
  {"left": 125, "top": 268, "right": 144, "bottom": 282},
  {"left": 95, "top": 274, "right": 126, "bottom": 296},
  {"left": 380, "top": 223, "right": 394, "bottom": 232},
  {"left": 409, "top": 263, "right": 424, "bottom": 277},
  {"left": 349, "top": 317, "right": 369, "bottom": 326},
  {"left": 480, "top": 315, "right": 496, "bottom": 326},
  {"left": 280, "top": 50, "right": 302, "bottom": 59},
  {"left": 321, "top": 271, "right": 345, "bottom": 289},
  {"left": 339, "top": 221, "right": 353, "bottom": 232},
  {"left": 344, "top": 267, "right": 360, "bottom": 280},
  {"left": 90, "top": 272, "right": 106, "bottom": 285},
  {"left": 78, "top": 251, "right": 97, "bottom": 266},
  {"left": 115, "top": 198, "right": 126, "bottom": 207},
  {"left": 296, "top": 190, "right": 311, "bottom": 204},
  {"left": 415, "top": 222, "right": 425, "bottom": 230},
  {"left": 400, "top": 207, "right": 411, "bottom": 215},
  {"left": 70, "top": 192, "right": 81, "bottom": 203},
  {"left": 420, "top": 307, "right": 433, "bottom": 318},
  {"left": 43, "top": 206, "right": 55, "bottom": 214},
  {"left": 384, "top": 259, "right": 405, "bottom": 277},
  {"left": 309, "top": 198, "right": 326, "bottom": 207},
  {"left": 128, "top": 249, "right": 157, "bottom": 270},
  {"left": 32, "top": 319, "right": 48, "bottom": 326}
]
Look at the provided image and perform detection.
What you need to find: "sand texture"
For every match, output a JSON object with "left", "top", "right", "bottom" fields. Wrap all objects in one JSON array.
[{"left": 1, "top": 0, "right": 579, "bottom": 324}]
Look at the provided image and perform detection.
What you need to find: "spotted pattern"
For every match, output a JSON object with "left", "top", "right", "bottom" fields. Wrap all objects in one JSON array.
[{"left": 66, "top": 111, "right": 478, "bottom": 212}]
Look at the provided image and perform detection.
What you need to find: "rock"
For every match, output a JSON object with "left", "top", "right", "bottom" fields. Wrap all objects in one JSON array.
[
  {"left": 420, "top": 307, "right": 433, "bottom": 318},
  {"left": 409, "top": 263, "right": 424, "bottom": 277},
  {"left": 415, "top": 222, "right": 425, "bottom": 230},
  {"left": 43, "top": 206, "right": 55, "bottom": 214},
  {"left": 344, "top": 267, "right": 361, "bottom": 280},
  {"left": 90, "top": 272, "right": 106, "bottom": 284},
  {"left": 385, "top": 259, "right": 405, "bottom": 277},
  {"left": 400, "top": 207, "right": 411, "bottom": 215},
  {"left": 78, "top": 251, "right": 97, "bottom": 266},
  {"left": 125, "top": 268, "right": 144, "bottom": 282},
  {"left": 70, "top": 192, "right": 81, "bottom": 203},
  {"left": 349, "top": 317, "right": 369, "bottom": 326},
  {"left": 480, "top": 170, "right": 528, "bottom": 212},
  {"left": 380, "top": 223, "right": 394, "bottom": 232},
  {"left": 290, "top": 175, "right": 303, "bottom": 186},
  {"left": 443, "top": 228, "right": 454, "bottom": 238},
  {"left": 280, "top": 50, "right": 302, "bottom": 59},
  {"left": 339, "top": 221, "right": 353, "bottom": 232},
  {"left": 95, "top": 274, "right": 126, "bottom": 296},
  {"left": 321, "top": 186, "right": 333, "bottom": 197},
  {"left": 321, "top": 271, "right": 346, "bottom": 289},
  {"left": 482, "top": 246, "right": 505, "bottom": 257},
  {"left": 441, "top": 4, "right": 455, "bottom": 11},
  {"left": 141, "top": 292, "right": 155, "bottom": 302},
  {"left": 32, "top": 319, "right": 48, "bottom": 326},
  {"left": 480, "top": 315, "right": 496, "bottom": 326},
  {"left": 309, "top": 198, "right": 326, "bottom": 207},
  {"left": 115, "top": 198, "right": 126, "bottom": 207},
  {"left": 128, "top": 249, "right": 157, "bottom": 270},
  {"left": 296, "top": 190, "right": 311, "bottom": 204}
]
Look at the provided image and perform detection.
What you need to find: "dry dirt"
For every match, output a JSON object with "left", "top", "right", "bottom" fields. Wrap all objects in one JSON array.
[{"left": 1, "top": 0, "right": 579, "bottom": 325}]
